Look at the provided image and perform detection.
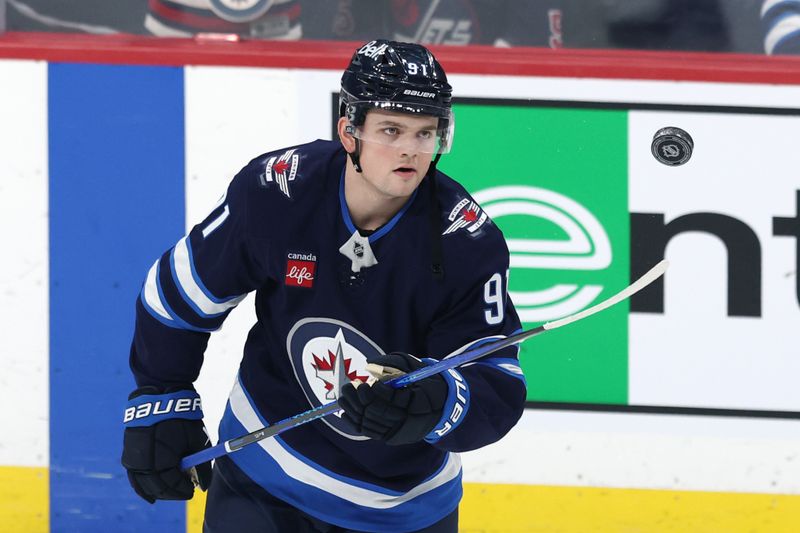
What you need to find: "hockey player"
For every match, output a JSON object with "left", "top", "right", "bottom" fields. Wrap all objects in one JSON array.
[{"left": 121, "top": 39, "right": 527, "bottom": 533}]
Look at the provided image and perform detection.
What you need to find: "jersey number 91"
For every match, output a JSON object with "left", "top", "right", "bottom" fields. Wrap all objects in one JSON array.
[{"left": 483, "top": 271, "right": 508, "bottom": 325}]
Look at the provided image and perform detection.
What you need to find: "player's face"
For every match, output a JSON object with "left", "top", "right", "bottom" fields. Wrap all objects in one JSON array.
[{"left": 355, "top": 110, "right": 437, "bottom": 200}]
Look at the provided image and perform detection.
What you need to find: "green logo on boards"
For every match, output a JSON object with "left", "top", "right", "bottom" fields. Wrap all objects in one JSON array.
[
  {"left": 440, "top": 102, "right": 630, "bottom": 404},
  {"left": 472, "top": 185, "right": 612, "bottom": 323}
]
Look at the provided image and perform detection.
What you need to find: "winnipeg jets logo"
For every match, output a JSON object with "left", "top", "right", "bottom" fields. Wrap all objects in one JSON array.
[
  {"left": 287, "top": 318, "right": 384, "bottom": 439},
  {"left": 443, "top": 198, "right": 487, "bottom": 235},
  {"left": 260, "top": 149, "right": 299, "bottom": 198},
  {"left": 310, "top": 331, "right": 370, "bottom": 401}
]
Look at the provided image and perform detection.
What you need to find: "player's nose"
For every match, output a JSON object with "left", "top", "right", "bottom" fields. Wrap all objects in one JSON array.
[{"left": 398, "top": 147, "right": 418, "bottom": 160}]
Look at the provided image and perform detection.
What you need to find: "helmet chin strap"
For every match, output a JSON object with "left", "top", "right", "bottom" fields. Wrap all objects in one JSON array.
[
  {"left": 349, "top": 139, "right": 363, "bottom": 173},
  {"left": 427, "top": 152, "right": 444, "bottom": 281}
]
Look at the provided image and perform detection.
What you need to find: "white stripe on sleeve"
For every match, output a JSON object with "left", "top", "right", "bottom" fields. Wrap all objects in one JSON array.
[
  {"left": 173, "top": 236, "right": 246, "bottom": 316},
  {"left": 143, "top": 260, "right": 173, "bottom": 321}
]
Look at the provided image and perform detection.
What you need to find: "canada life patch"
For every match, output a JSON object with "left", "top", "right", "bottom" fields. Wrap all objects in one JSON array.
[
  {"left": 285, "top": 252, "right": 316, "bottom": 288},
  {"left": 443, "top": 198, "right": 488, "bottom": 235}
]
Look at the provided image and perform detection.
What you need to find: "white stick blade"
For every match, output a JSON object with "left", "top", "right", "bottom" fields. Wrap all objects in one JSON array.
[{"left": 542, "top": 260, "right": 669, "bottom": 330}]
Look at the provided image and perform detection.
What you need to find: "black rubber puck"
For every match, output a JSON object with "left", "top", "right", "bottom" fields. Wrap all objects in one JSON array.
[{"left": 651, "top": 127, "right": 694, "bottom": 166}]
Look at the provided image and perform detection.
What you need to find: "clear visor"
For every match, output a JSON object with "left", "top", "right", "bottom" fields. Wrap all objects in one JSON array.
[{"left": 346, "top": 100, "right": 455, "bottom": 155}]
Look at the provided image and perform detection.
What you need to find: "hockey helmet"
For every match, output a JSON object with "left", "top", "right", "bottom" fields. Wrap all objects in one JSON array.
[{"left": 340, "top": 40, "right": 454, "bottom": 154}]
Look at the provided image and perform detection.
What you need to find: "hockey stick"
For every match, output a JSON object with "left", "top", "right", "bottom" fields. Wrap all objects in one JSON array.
[{"left": 181, "top": 259, "right": 669, "bottom": 470}]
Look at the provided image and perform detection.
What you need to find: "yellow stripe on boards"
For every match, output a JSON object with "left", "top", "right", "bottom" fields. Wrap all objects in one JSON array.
[
  {"left": 0, "top": 466, "right": 48, "bottom": 533},
  {"left": 187, "top": 488, "right": 207, "bottom": 533},
  {"left": 188, "top": 480, "right": 800, "bottom": 532},
  {"left": 460, "top": 483, "right": 800, "bottom": 533}
]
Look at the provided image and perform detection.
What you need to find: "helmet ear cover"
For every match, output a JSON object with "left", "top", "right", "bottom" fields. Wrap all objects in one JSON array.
[{"left": 340, "top": 99, "right": 369, "bottom": 128}]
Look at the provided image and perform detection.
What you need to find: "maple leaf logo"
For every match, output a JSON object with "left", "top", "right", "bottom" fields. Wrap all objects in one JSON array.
[
  {"left": 273, "top": 159, "right": 290, "bottom": 174},
  {"left": 259, "top": 149, "right": 298, "bottom": 198},
  {"left": 443, "top": 200, "right": 486, "bottom": 235},
  {"left": 311, "top": 344, "right": 370, "bottom": 400}
]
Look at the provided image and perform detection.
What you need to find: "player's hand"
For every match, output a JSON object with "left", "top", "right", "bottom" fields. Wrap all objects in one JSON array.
[
  {"left": 121, "top": 386, "right": 212, "bottom": 503},
  {"left": 338, "top": 352, "right": 449, "bottom": 446}
]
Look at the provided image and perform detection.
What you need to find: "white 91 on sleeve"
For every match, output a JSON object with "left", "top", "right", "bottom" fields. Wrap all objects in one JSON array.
[{"left": 483, "top": 272, "right": 505, "bottom": 325}]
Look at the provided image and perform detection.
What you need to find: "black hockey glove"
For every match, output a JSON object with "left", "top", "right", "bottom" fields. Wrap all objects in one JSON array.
[
  {"left": 121, "top": 386, "right": 212, "bottom": 504},
  {"left": 339, "top": 352, "right": 469, "bottom": 446}
]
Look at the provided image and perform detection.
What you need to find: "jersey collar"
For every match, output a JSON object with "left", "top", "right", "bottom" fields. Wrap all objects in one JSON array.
[{"left": 338, "top": 167, "right": 418, "bottom": 243}]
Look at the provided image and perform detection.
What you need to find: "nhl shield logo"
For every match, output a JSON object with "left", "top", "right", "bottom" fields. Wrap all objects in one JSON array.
[
  {"left": 209, "top": 0, "right": 274, "bottom": 22},
  {"left": 443, "top": 198, "right": 488, "bottom": 236},
  {"left": 286, "top": 318, "right": 384, "bottom": 439},
  {"left": 259, "top": 149, "right": 299, "bottom": 198}
]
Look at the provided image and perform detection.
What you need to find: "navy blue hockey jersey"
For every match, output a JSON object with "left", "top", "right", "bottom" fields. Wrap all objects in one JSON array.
[{"left": 130, "top": 139, "right": 526, "bottom": 532}]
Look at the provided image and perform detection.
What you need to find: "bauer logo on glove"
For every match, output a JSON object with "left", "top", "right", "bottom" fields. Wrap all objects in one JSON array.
[
  {"left": 428, "top": 368, "right": 469, "bottom": 439},
  {"left": 123, "top": 389, "right": 204, "bottom": 427}
]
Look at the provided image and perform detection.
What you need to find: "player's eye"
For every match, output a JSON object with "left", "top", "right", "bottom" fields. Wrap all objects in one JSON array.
[
  {"left": 382, "top": 127, "right": 399, "bottom": 136},
  {"left": 418, "top": 130, "right": 433, "bottom": 140}
]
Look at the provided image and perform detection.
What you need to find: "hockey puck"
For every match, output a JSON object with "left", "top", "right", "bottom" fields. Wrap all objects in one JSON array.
[{"left": 651, "top": 127, "right": 693, "bottom": 166}]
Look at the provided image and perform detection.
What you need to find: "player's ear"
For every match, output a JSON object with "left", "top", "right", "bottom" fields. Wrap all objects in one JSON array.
[{"left": 338, "top": 117, "right": 357, "bottom": 154}]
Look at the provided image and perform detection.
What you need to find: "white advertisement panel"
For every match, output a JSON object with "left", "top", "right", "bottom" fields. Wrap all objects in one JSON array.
[
  {"left": 629, "top": 109, "right": 800, "bottom": 411},
  {"left": 0, "top": 60, "right": 48, "bottom": 468}
]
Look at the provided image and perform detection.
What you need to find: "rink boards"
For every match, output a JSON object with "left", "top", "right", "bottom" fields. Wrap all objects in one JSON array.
[{"left": 1, "top": 59, "right": 800, "bottom": 532}]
